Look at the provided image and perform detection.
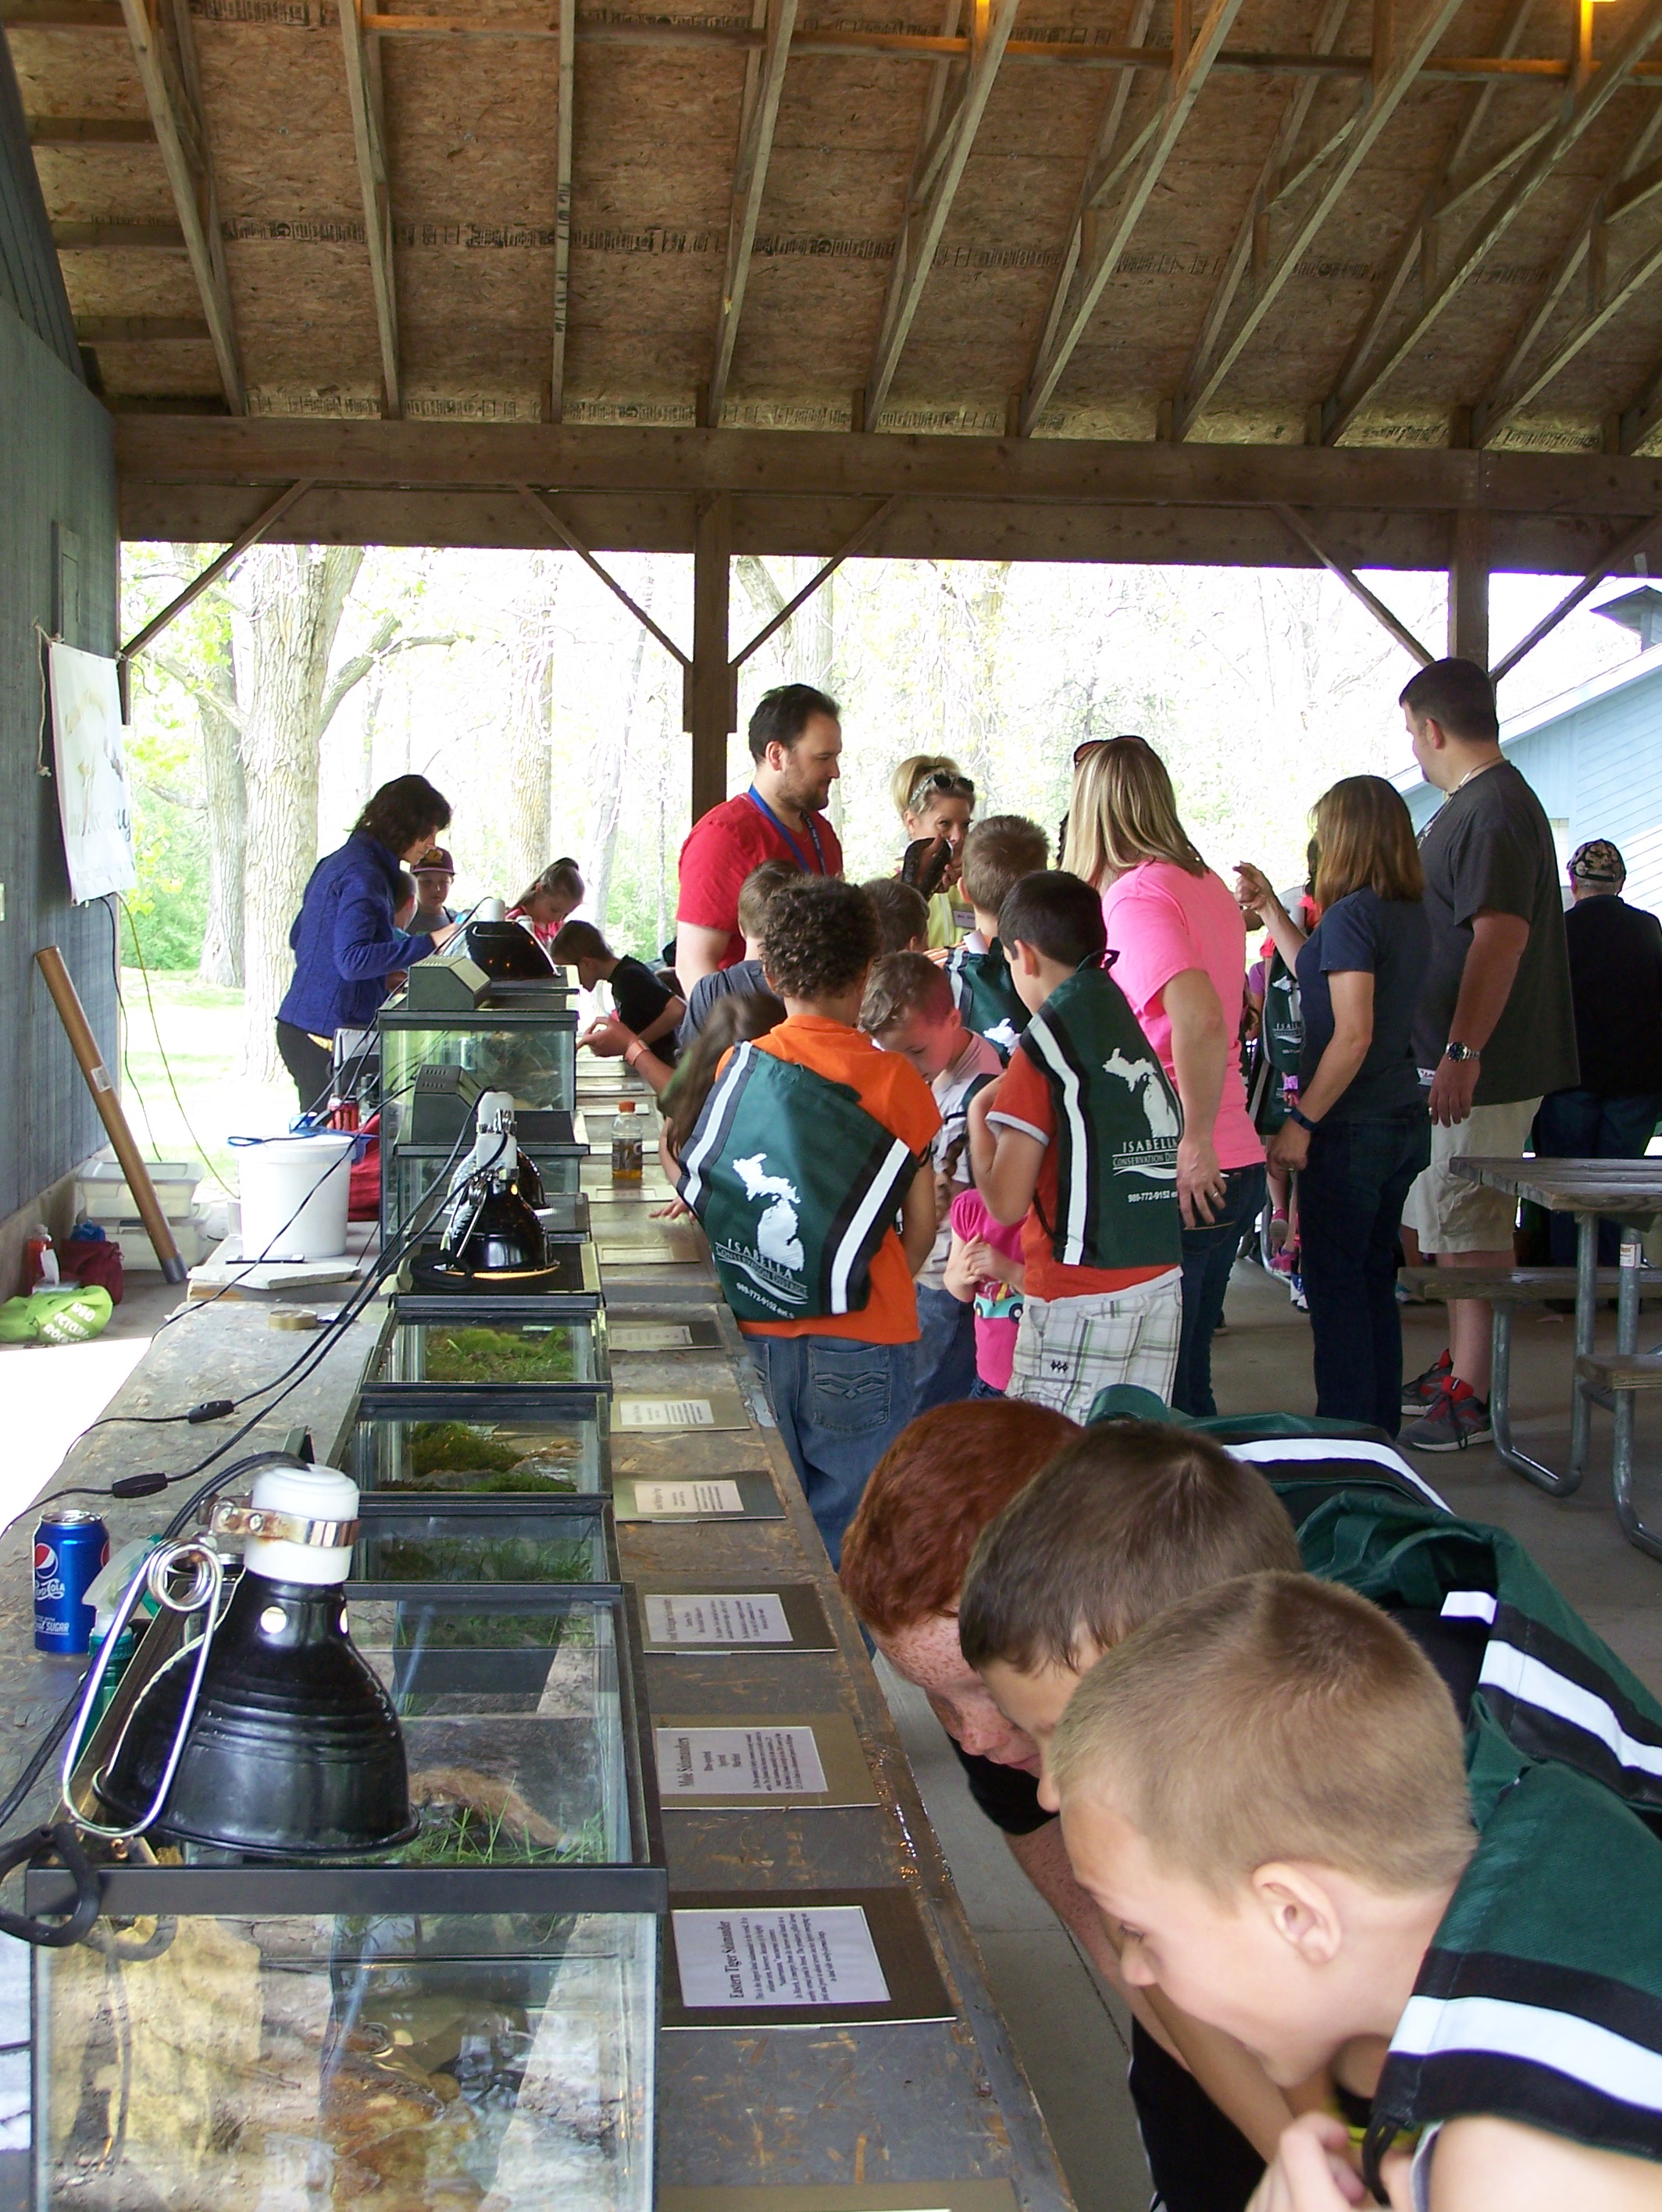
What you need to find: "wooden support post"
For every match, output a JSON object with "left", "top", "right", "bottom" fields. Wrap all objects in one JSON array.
[
  {"left": 1448, "top": 508, "right": 1489, "bottom": 665},
  {"left": 36, "top": 945, "right": 187, "bottom": 1283},
  {"left": 687, "top": 494, "right": 735, "bottom": 822}
]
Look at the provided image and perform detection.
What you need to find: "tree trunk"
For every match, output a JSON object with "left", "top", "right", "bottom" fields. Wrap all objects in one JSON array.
[
  {"left": 234, "top": 544, "right": 366, "bottom": 1083},
  {"left": 187, "top": 601, "right": 246, "bottom": 988},
  {"left": 583, "top": 563, "right": 653, "bottom": 929},
  {"left": 503, "top": 556, "right": 558, "bottom": 901},
  {"left": 198, "top": 679, "right": 246, "bottom": 986}
]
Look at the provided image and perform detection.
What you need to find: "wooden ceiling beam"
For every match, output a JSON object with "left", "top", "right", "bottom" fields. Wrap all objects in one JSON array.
[
  {"left": 863, "top": 0, "right": 1020, "bottom": 432},
  {"left": 114, "top": 478, "right": 1662, "bottom": 576},
  {"left": 1271, "top": 502, "right": 1435, "bottom": 660},
  {"left": 1471, "top": 103, "right": 1662, "bottom": 448},
  {"left": 339, "top": 0, "right": 401, "bottom": 418},
  {"left": 1310, "top": 0, "right": 1535, "bottom": 438},
  {"left": 1170, "top": 0, "right": 1352, "bottom": 451},
  {"left": 115, "top": 0, "right": 244, "bottom": 411},
  {"left": 548, "top": 0, "right": 574, "bottom": 419},
  {"left": 116, "top": 418, "right": 1662, "bottom": 521},
  {"left": 705, "top": 0, "right": 797, "bottom": 428},
  {"left": 1171, "top": 0, "right": 1466, "bottom": 440},
  {"left": 1321, "top": 0, "right": 1662, "bottom": 447},
  {"left": 1021, "top": 0, "right": 1248, "bottom": 433},
  {"left": 27, "top": 112, "right": 153, "bottom": 141}
]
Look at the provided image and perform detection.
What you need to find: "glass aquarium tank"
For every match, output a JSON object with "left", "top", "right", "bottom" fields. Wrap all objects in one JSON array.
[
  {"left": 351, "top": 1502, "right": 616, "bottom": 1587},
  {"left": 350, "top": 1393, "right": 611, "bottom": 1502},
  {"left": 383, "top": 1127, "right": 590, "bottom": 1233},
  {"left": 369, "top": 1306, "right": 612, "bottom": 1403},
  {"left": 380, "top": 999, "right": 579, "bottom": 1122},
  {"left": 35, "top": 1590, "right": 662, "bottom": 2212}
]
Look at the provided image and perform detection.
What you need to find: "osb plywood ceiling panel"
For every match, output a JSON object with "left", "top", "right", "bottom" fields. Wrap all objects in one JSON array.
[{"left": 12, "top": 0, "right": 1662, "bottom": 454}]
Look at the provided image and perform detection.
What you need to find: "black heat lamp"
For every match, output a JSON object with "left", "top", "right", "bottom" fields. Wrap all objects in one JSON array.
[
  {"left": 68, "top": 1463, "right": 413, "bottom": 1860},
  {"left": 458, "top": 897, "right": 555, "bottom": 981},
  {"left": 408, "top": 1091, "right": 561, "bottom": 1290}
]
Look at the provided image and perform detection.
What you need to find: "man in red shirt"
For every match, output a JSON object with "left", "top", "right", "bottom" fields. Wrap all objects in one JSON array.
[{"left": 675, "top": 683, "right": 844, "bottom": 987}]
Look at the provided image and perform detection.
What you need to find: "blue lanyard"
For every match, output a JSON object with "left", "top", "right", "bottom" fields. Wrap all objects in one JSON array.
[{"left": 745, "top": 786, "right": 826, "bottom": 875}]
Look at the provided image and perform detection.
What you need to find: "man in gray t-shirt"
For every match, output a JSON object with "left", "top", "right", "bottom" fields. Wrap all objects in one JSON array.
[{"left": 1398, "top": 658, "right": 1577, "bottom": 1455}]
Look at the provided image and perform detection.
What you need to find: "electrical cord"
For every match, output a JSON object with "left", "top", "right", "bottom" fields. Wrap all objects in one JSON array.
[{"left": 3, "top": 1114, "right": 482, "bottom": 1532}]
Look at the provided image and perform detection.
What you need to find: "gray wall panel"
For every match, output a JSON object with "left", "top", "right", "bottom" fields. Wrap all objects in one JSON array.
[{"left": 0, "top": 298, "right": 119, "bottom": 1221}]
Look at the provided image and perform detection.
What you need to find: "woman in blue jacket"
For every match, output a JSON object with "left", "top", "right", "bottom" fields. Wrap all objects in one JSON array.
[{"left": 276, "top": 774, "right": 458, "bottom": 1109}]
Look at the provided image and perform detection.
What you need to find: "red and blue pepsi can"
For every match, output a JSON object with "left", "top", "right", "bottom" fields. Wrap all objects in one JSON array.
[{"left": 34, "top": 1510, "right": 109, "bottom": 1654}]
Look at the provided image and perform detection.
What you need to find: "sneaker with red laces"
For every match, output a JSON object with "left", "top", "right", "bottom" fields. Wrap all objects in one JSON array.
[
  {"left": 1400, "top": 1348, "right": 1452, "bottom": 1415},
  {"left": 1402, "top": 1378, "right": 1493, "bottom": 1453}
]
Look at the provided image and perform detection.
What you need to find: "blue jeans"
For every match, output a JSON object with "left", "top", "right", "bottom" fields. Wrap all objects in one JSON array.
[
  {"left": 1535, "top": 1089, "right": 1662, "bottom": 1266},
  {"left": 912, "top": 1283, "right": 979, "bottom": 1416},
  {"left": 1173, "top": 1165, "right": 1266, "bottom": 1416},
  {"left": 746, "top": 1335, "right": 918, "bottom": 1566},
  {"left": 1296, "top": 1110, "right": 1430, "bottom": 1435}
]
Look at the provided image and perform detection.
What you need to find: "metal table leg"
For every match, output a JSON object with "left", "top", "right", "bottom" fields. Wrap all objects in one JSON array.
[
  {"left": 1570, "top": 1209, "right": 1599, "bottom": 1478},
  {"left": 1490, "top": 1298, "right": 1582, "bottom": 1495},
  {"left": 1610, "top": 1232, "right": 1662, "bottom": 1560}
]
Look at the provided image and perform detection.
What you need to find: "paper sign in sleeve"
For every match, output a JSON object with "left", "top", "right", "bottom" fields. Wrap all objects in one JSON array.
[
  {"left": 644, "top": 1593, "right": 791, "bottom": 1645},
  {"left": 672, "top": 1907, "right": 890, "bottom": 2007},
  {"left": 656, "top": 1725, "right": 828, "bottom": 1796}
]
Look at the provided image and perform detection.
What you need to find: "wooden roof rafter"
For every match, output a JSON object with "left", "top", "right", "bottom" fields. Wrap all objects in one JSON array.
[
  {"left": 863, "top": 0, "right": 1020, "bottom": 431},
  {"left": 1018, "top": 0, "right": 1157, "bottom": 421},
  {"left": 115, "top": 0, "right": 242, "bottom": 412},
  {"left": 1471, "top": 101, "right": 1662, "bottom": 446},
  {"left": 1171, "top": 0, "right": 1355, "bottom": 444},
  {"left": 338, "top": 0, "right": 401, "bottom": 419},
  {"left": 1321, "top": 0, "right": 1662, "bottom": 445},
  {"left": 1310, "top": 0, "right": 1535, "bottom": 440},
  {"left": 1170, "top": 0, "right": 1466, "bottom": 439},
  {"left": 704, "top": 0, "right": 797, "bottom": 428},
  {"left": 549, "top": 0, "right": 574, "bottom": 419},
  {"left": 1019, "top": 0, "right": 1250, "bottom": 433}
]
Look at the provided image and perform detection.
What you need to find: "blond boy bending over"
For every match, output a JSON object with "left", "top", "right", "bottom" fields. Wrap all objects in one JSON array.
[{"left": 1050, "top": 1572, "right": 1662, "bottom": 2212}]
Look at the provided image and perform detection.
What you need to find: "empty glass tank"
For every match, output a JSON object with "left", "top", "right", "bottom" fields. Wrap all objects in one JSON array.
[
  {"left": 383, "top": 1129, "right": 590, "bottom": 1235},
  {"left": 380, "top": 1001, "right": 578, "bottom": 1121},
  {"left": 349, "top": 1393, "right": 611, "bottom": 1502},
  {"left": 36, "top": 1590, "right": 661, "bottom": 2212}
]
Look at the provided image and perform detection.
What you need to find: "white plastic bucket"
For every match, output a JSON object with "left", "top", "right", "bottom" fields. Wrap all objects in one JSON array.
[{"left": 236, "top": 1134, "right": 356, "bottom": 1262}]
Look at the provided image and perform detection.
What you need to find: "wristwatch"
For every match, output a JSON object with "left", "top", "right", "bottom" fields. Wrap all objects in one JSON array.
[{"left": 1443, "top": 1041, "right": 1482, "bottom": 1063}]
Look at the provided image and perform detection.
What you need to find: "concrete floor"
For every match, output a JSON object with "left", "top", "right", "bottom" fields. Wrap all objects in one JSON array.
[{"left": 876, "top": 1255, "right": 1662, "bottom": 2212}]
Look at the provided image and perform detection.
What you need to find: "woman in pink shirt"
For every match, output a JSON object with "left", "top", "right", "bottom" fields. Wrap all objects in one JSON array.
[{"left": 1065, "top": 738, "right": 1265, "bottom": 1415}]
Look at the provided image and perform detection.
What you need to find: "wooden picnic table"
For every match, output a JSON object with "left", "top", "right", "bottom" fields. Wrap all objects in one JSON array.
[{"left": 1450, "top": 1157, "right": 1662, "bottom": 1557}]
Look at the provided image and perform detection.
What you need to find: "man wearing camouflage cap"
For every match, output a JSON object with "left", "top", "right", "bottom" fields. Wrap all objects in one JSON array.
[{"left": 1535, "top": 837, "right": 1662, "bottom": 1264}]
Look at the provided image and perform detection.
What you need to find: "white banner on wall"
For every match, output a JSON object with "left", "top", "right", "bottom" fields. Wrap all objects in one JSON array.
[{"left": 50, "top": 642, "right": 137, "bottom": 904}]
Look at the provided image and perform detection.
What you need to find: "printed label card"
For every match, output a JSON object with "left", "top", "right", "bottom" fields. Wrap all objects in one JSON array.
[
  {"left": 644, "top": 1593, "right": 793, "bottom": 1646},
  {"left": 619, "top": 1397, "right": 715, "bottom": 1429},
  {"left": 663, "top": 1889, "right": 957, "bottom": 2029},
  {"left": 657, "top": 1725, "right": 828, "bottom": 1797},
  {"left": 610, "top": 1322, "right": 695, "bottom": 1350},
  {"left": 625, "top": 1479, "right": 743, "bottom": 1517},
  {"left": 672, "top": 1905, "right": 889, "bottom": 2008},
  {"left": 653, "top": 1714, "right": 876, "bottom": 1807}
]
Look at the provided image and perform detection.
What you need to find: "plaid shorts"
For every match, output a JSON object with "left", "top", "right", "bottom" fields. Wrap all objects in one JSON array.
[{"left": 1008, "top": 1272, "right": 1182, "bottom": 1424}]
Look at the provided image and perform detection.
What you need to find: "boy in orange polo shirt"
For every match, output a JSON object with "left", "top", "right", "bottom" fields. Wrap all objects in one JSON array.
[
  {"left": 677, "top": 876, "right": 940, "bottom": 1561},
  {"left": 967, "top": 872, "right": 1182, "bottom": 1422}
]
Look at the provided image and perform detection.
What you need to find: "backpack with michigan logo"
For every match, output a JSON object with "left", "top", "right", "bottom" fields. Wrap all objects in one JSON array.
[
  {"left": 676, "top": 1041, "right": 922, "bottom": 1324},
  {"left": 944, "top": 939, "right": 1029, "bottom": 1061},
  {"left": 1246, "top": 948, "right": 1302, "bottom": 1135},
  {"left": 1016, "top": 965, "right": 1183, "bottom": 1272}
]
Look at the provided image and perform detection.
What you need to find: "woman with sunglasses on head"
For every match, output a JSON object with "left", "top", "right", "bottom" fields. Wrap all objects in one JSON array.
[
  {"left": 1065, "top": 738, "right": 1264, "bottom": 1416},
  {"left": 892, "top": 755, "right": 976, "bottom": 948}
]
